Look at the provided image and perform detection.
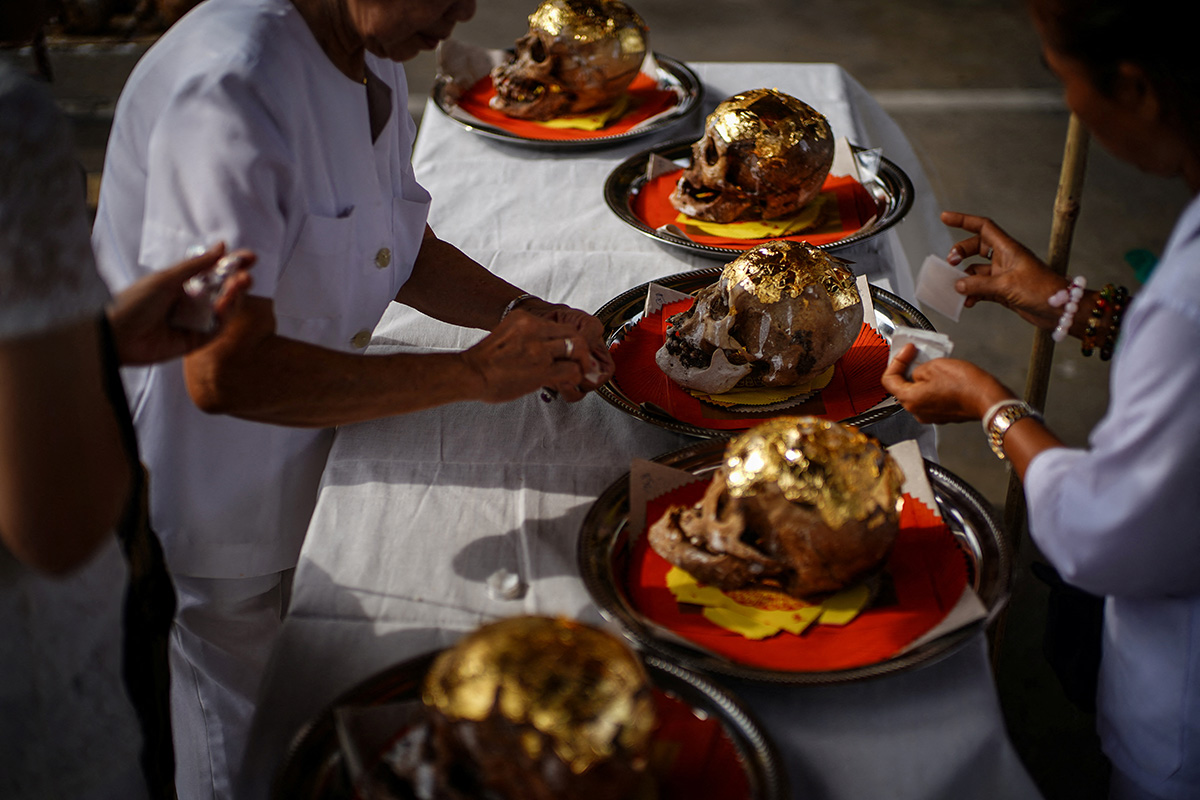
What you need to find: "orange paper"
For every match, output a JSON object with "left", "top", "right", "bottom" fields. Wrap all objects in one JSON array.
[
  {"left": 609, "top": 298, "right": 890, "bottom": 431},
  {"left": 456, "top": 73, "right": 678, "bottom": 141},
  {"left": 628, "top": 481, "right": 969, "bottom": 672},
  {"left": 632, "top": 169, "right": 879, "bottom": 249}
]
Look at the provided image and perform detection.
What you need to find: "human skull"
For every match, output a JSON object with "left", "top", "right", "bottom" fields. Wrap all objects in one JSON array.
[
  {"left": 655, "top": 240, "right": 863, "bottom": 395},
  {"left": 648, "top": 417, "right": 904, "bottom": 599},
  {"left": 421, "top": 616, "right": 657, "bottom": 800},
  {"left": 670, "top": 88, "right": 835, "bottom": 223},
  {"left": 490, "top": 0, "right": 648, "bottom": 121}
]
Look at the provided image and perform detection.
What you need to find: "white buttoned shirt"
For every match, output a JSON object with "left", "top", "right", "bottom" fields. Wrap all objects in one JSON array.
[
  {"left": 1025, "top": 192, "right": 1200, "bottom": 798},
  {"left": 92, "top": 0, "right": 431, "bottom": 578}
]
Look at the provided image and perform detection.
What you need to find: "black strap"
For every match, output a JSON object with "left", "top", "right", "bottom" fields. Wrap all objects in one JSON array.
[{"left": 97, "top": 314, "right": 178, "bottom": 799}]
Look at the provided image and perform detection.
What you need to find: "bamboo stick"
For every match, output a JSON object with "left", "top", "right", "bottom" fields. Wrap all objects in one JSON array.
[
  {"left": 991, "top": 114, "right": 1089, "bottom": 663},
  {"left": 1003, "top": 114, "right": 1090, "bottom": 543}
]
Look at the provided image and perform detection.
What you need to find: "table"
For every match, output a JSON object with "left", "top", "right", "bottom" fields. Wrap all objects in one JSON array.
[{"left": 241, "top": 63, "right": 1041, "bottom": 800}]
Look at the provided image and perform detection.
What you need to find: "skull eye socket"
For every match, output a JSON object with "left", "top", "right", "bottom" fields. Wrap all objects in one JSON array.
[
  {"left": 528, "top": 38, "right": 547, "bottom": 63},
  {"left": 703, "top": 138, "right": 720, "bottom": 166}
]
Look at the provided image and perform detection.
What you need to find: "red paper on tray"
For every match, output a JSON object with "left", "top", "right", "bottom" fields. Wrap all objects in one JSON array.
[
  {"left": 652, "top": 689, "right": 751, "bottom": 798},
  {"left": 455, "top": 73, "right": 678, "bottom": 140},
  {"left": 628, "top": 481, "right": 968, "bottom": 671},
  {"left": 632, "top": 170, "right": 879, "bottom": 249},
  {"left": 610, "top": 298, "right": 890, "bottom": 430}
]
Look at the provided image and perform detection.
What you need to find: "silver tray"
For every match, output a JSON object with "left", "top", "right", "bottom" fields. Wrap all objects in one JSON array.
[
  {"left": 577, "top": 438, "right": 1011, "bottom": 685},
  {"left": 604, "top": 138, "right": 915, "bottom": 258},
  {"left": 595, "top": 268, "right": 934, "bottom": 438},
  {"left": 272, "top": 648, "right": 788, "bottom": 800},
  {"left": 431, "top": 53, "right": 702, "bottom": 150}
]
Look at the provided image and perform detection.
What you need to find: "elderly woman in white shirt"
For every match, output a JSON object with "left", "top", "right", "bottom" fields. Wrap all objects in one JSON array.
[
  {"left": 91, "top": 0, "right": 615, "bottom": 797},
  {"left": 882, "top": 0, "right": 1200, "bottom": 798}
]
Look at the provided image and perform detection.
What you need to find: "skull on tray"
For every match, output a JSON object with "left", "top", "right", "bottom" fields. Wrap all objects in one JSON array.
[
  {"left": 489, "top": 0, "right": 648, "bottom": 121},
  {"left": 647, "top": 417, "right": 905, "bottom": 599},
  {"left": 670, "top": 88, "right": 835, "bottom": 223},
  {"left": 655, "top": 240, "right": 864, "bottom": 395}
]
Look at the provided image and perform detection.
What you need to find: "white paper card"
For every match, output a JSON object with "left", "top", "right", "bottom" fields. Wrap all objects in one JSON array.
[
  {"left": 915, "top": 254, "right": 967, "bottom": 322},
  {"left": 856, "top": 274, "right": 876, "bottom": 330},
  {"left": 643, "top": 282, "right": 693, "bottom": 317}
]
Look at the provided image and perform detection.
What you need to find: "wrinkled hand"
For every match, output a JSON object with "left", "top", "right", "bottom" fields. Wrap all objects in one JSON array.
[
  {"left": 520, "top": 300, "right": 614, "bottom": 397},
  {"left": 461, "top": 310, "right": 603, "bottom": 403},
  {"left": 881, "top": 344, "right": 1016, "bottom": 424},
  {"left": 942, "top": 211, "right": 1068, "bottom": 329},
  {"left": 106, "top": 243, "right": 255, "bottom": 366}
]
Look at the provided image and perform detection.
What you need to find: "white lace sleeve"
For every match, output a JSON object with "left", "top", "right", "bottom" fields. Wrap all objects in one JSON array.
[{"left": 0, "top": 64, "right": 110, "bottom": 340}]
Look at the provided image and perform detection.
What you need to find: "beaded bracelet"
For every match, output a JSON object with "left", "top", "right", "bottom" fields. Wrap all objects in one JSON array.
[
  {"left": 1080, "top": 283, "right": 1129, "bottom": 358},
  {"left": 1081, "top": 284, "right": 1111, "bottom": 357},
  {"left": 1048, "top": 276, "right": 1086, "bottom": 343},
  {"left": 1099, "top": 285, "right": 1129, "bottom": 361}
]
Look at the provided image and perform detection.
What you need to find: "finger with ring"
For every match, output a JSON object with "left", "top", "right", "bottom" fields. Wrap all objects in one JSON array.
[
  {"left": 563, "top": 337, "right": 574, "bottom": 358},
  {"left": 986, "top": 247, "right": 994, "bottom": 260}
]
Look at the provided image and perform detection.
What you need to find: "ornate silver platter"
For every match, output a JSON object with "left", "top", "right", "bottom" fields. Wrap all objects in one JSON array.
[
  {"left": 577, "top": 439, "right": 1011, "bottom": 685},
  {"left": 431, "top": 53, "right": 702, "bottom": 150},
  {"left": 604, "top": 138, "right": 914, "bottom": 258},
  {"left": 272, "top": 649, "right": 788, "bottom": 800},
  {"left": 595, "top": 268, "right": 934, "bottom": 438}
]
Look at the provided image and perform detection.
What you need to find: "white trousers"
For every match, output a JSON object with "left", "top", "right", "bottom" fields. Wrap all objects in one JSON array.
[{"left": 169, "top": 571, "right": 292, "bottom": 800}]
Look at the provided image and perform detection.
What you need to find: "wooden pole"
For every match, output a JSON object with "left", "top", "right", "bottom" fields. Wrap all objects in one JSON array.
[
  {"left": 1003, "top": 114, "right": 1090, "bottom": 541},
  {"left": 991, "top": 114, "right": 1089, "bottom": 662}
]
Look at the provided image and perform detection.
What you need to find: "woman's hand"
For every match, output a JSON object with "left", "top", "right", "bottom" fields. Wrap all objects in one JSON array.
[
  {"left": 881, "top": 344, "right": 1017, "bottom": 424},
  {"left": 942, "top": 211, "right": 1068, "bottom": 329},
  {"left": 107, "top": 243, "right": 254, "bottom": 366},
  {"left": 460, "top": 309, "right": 604, "bottom": 403},
  {"left": 520, "top": 300, "right": 614, "bottom": 392}
]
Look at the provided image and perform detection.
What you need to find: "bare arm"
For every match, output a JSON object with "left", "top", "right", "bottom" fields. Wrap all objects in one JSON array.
[
  {"left": 183, "top": 225, "right": 615, "bottom": 425},
  {"left": 881, "top": 344, "right": 1065, "bottom": 480},
  {"left": 395, "top": 226, "right": 526, "bottom": 330},
  {"left": 0, "top": 247, "right": 253, "bottom": 574},
  {"left": 183, "top": 295, "right": 595, "bottom": 427},
  {"left": 0, "top": 319, "right": 130, "bottom": 574}
]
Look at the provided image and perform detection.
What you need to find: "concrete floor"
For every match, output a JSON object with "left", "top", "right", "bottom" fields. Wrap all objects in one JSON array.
[{"left": 22, "top": 1, "right": 1193, "bottom": 796}]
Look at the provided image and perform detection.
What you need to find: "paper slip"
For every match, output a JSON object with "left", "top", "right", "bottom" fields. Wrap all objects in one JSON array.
[
  {"left": 915, "top": 254, "right": 967, "bottom": 322},
  {"left": 890, "top": 328, "right": 954, "bottom": 378},
  {"left": 643, "top": 282, "right": 693, "bottom": 317},
  {"left": 855, "top": 274, "right": 877, "bottom": 329}
]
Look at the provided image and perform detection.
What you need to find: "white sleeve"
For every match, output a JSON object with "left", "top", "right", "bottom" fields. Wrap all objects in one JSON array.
[
  {"left": 1025, "top": 300, "right": 1200, "bottom": 597},
  {"left": 0, "top": 66, "right": 109, "bottom": 339},
  {"left": 138, "top": 69, "right": 298, "bottom": 298}
]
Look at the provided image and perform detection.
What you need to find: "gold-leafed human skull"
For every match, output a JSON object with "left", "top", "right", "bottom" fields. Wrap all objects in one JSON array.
[
  {"left": 670, "top": 88, "right": 834, "bottom": 223},
  {"left": 655, "top": 240, "right": 863, "bottom": 395},
  {"left": 648, "top": 417, "right": 905, "bottom": 599},
  {"left": 422, "top": 615, "right": 657, "bottom": 800},
  {"left": 490, "top": 0, "right": 648, "bottom": 121}
]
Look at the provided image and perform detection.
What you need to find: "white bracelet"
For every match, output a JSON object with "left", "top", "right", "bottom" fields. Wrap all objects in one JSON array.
[
  {"left": 499, "top": 292, "right": 537, "bottom": 322},
  {"left": 1048, "top": 276, "right": 1086, "bottom": 343}
]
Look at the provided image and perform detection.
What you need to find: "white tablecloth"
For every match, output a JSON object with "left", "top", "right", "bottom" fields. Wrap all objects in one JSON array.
[{"left": 241, "top": 63, "right": 1040, "bottom": 800}]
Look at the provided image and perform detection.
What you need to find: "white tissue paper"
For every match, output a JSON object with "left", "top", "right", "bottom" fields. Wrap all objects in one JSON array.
[
  {"left": 915, "top": 254, "right": 967, "bottom": 322},
  {"left": 890, "top": 328, "right": 954, "bottom": 379}
]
